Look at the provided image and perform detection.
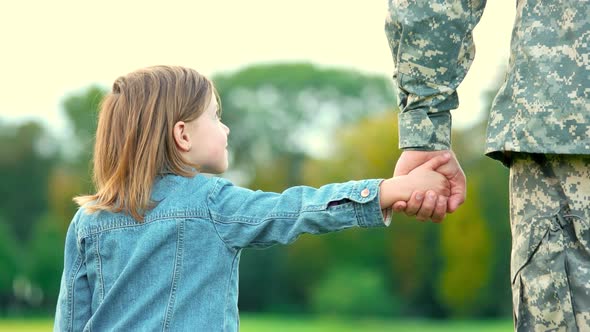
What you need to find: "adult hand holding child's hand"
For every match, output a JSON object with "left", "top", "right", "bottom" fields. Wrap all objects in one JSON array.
[
  {"left": 379, "top": 153, "right": 451, "bottom": 220},
  {"left": 392, "top": 150, "right": 465, "bottom": 223}
]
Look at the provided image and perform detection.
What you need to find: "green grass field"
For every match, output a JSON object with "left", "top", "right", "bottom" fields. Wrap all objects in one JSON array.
[{"left": 1, "top": 315, "right": 513, "bottom": 331}]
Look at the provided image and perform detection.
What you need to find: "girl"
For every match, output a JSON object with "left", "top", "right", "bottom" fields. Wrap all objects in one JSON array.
[{"left": 54, "top": 65, "right": 450, "bottom": 331}]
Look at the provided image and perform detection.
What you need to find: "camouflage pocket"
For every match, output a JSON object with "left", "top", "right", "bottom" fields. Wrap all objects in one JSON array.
[
  {"left": 510, "top": 215, "right": 552, "bottom": 285},
  {"left": 510, "top": 214, "right": 587, "bottom": 331},
  {"left": 509, "top": 217, "right": 549, "bottom": 330}
]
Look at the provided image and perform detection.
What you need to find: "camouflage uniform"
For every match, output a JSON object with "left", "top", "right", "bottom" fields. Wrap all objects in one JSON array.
[
  {"left": 385, "top": 1, "right": 590, "bottom": 330},
  {"left": 511, "top": 154, "right": 590, "bottom": 331}
]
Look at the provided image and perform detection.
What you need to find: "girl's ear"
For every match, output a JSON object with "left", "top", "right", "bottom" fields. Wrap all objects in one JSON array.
[{"left": 173, "top": 121, "right": 191, "bottom": 152}]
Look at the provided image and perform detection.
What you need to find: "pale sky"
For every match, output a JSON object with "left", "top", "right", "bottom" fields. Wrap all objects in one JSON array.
[{"left": 0, "top": 1, "right": 515, "bottom": 136}]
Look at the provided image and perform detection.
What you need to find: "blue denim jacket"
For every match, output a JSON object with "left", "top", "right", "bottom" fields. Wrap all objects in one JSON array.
[{"left": 54, "top": 174, "right": 387, "bottom": 331}]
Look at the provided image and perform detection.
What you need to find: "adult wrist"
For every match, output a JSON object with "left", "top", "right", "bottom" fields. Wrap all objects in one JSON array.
[{"left": 398, "top": 111, "right": 451, "bottom": 150}]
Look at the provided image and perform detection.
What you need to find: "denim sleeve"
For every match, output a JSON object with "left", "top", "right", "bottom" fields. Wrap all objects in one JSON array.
[
  {"left": 385, "top": 0, "right": 486, "bottom": 150},
  {"left": 54, "top": 210, "right": 92, "bottom": 332},
  {"left": 207, "top": 178, "right": 387, "bottom": 249}
]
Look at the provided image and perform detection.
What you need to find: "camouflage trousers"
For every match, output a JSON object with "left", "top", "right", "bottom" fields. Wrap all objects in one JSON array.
[{"left": 510, "top": 154, "right": 590, "bottom": 331}]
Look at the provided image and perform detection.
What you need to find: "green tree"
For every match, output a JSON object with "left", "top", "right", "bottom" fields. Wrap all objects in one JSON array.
[
  {"left": 60, "top": 85, "right": 106, "bottom": 195},
  {"left": 448, "top": 86, "right": 511, "bottom": 317},
  {"left": 224, "top": 64, "right": 398, "bottom": 313},
  {"left": 47, "top": 167, "right": 85, "bottom": 233},
  {"left": 302, "top": 111, "right": 445, "bottom": 316},
  {"left": 213, "top": 63, "right": 395, "bottom": 184},
  {"left": 436, "top": 175, "right": 494, "bottom": 317},
  {"left": 311, "top": 265, "right": 399, "bottom": 317},
  {"left": 62, "top": 85, "right": 103, "bottom": 156},
  {"left": 0, "top": 217, "right": 21, "bottom": 311},
  {"left": 297, "top": 109, "right": 509, "bottom": 318},
  {"left": 26, "top": 213, "right": 66, "bottom": 309},
  {"left": 11, "top": 64, "right": 512, "bottom": 319},
  {"left": 0, "top": 121, "right": 56, "bottom": 242},
  {"left": 472, "top": 157, "right": 511, "bottom": 316},
  {"left": 46, "top": 85, "right": 107, "bottom": 235}
]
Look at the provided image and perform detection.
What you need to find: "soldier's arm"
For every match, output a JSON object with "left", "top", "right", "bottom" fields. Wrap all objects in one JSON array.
[{"left": 385, "top": 0, "right": 487, "bottom": 151}]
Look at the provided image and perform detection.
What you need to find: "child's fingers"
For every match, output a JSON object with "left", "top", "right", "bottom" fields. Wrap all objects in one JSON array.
[
  {"left": 431, "top": 196, "right": 448, "bottom": 223},
  {"left": 392, "top": 201, "right": 407, "bottom": 212},
  {"left": 404, "top": 191, "right": 424, "bottom": 217},
  {"left": 420, "top": 152, "right": 451, "bottom": 171},
  {"left": 415, "top": 191, "right": 437, "bottom": 221}
]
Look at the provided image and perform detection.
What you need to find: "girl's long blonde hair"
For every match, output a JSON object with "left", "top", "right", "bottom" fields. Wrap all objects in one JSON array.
[{"left": 74, "top": 66, "right": 218, "bottom": 221}]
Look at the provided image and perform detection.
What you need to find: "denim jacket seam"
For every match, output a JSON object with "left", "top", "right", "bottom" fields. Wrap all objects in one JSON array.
[
  {"left": 208, "top": 177, "right": 225, "bottom": 200},
  {"left": 93, "top": 234, "right": 105, "bottom": 303},
  {"left": 353, "top": 202, "right": 366, "bottom": 227},
  {"left": 210, "top": 213, "right": 259, "bottom": 224},
  {"left": 223, "top": 250, "right": 241, "bottom": 331},
  {"left": 163, "top": 219, "right": 185, "bottom": 331},
  {"left": 207, "top": 176, "right": 290, "bottom": 225},
  {"left": 266, "top": 211, "right": 300, "bottom": 218},
  {"left": 206, "top": 179, "right": 238, "bottom": 252},
  {"left": 351, "top": 179, "right": 383, "bottom": 227},
  {"left": 83, "top": 320, "right": 92, "bottom": 332},
  {"left": 358, "top": 196, "right": 385, "bottom": 228},
  {"left": 361, "top": 201, "right": 379, "bottom": 227},
  {"left": 67, "top": 253, "right": 84, "bottom": 332},
  {"left": 300, "top": 205, "right": 325, "bottom": 212},
  {"left": 348, "top": 181, "right": 366, "bottom": 227},
  {"left": 211, "top": 212, "right": 302, "bottom": 225},
  {"left": 78, "top": 211, "right": 207, "bottom": 238}
]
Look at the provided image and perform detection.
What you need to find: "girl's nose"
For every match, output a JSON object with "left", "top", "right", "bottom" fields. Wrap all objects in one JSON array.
[{"left": 223, "top": 123, "right": 230, "bottom": 135}]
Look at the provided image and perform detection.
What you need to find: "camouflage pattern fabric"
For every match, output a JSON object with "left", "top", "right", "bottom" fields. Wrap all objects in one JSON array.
[
  {"left": 385, "top": 1, "right": 590, "bottom": 163},
  {"left": 386, "top": 2, "right": 590, "bottom": 330},
  {"left": 510, "top": 153, "right": 590, "bottom": 331}
]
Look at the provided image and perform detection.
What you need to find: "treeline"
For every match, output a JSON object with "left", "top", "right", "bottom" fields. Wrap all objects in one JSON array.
[{"left": 0, "top": 63, "right": 510, "bottom": 318}]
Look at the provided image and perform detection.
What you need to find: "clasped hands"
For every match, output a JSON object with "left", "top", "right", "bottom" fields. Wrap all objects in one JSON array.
[{"left": 392, "top": 150, "right": 466, "bottom": 223}]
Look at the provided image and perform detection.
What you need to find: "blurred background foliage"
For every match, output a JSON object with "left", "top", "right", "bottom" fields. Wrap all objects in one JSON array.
[{"left": 0, "top": 63, "right": 510, "bottom": 319}]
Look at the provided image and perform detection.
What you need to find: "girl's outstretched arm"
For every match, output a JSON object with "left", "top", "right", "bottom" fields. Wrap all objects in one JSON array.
[{"left": 207, "top": 178, "right": 388, "bottom": 250}]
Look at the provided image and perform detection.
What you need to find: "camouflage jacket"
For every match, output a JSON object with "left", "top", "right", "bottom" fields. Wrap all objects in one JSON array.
[{"left": 385, "top": 0, "right": 590, "bottom": 163}]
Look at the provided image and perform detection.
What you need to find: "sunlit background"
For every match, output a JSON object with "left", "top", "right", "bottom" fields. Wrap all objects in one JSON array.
[{"left": 1, "top": 1, "right": 516, "bottom": 330}]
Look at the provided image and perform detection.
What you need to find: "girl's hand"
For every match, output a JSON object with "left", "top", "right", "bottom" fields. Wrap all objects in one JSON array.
[
  {"left": 379, "top": 153, "right": 451, "bottom": 211},
  {"left": 391, "top": 153, "right": 451, "bottom": 223},
  {"left": 393, "top": 151, "right": 466, "bottom": 218}
]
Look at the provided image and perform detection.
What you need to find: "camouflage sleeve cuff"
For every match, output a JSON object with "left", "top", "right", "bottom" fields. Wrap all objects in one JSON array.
[{"left": 398, "top": 110, "right": 451, "bottom": 150}]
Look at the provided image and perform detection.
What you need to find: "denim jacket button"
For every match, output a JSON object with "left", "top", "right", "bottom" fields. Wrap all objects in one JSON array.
[{"left": 360, "top": 188, "right": 370, "bottom": 197}]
